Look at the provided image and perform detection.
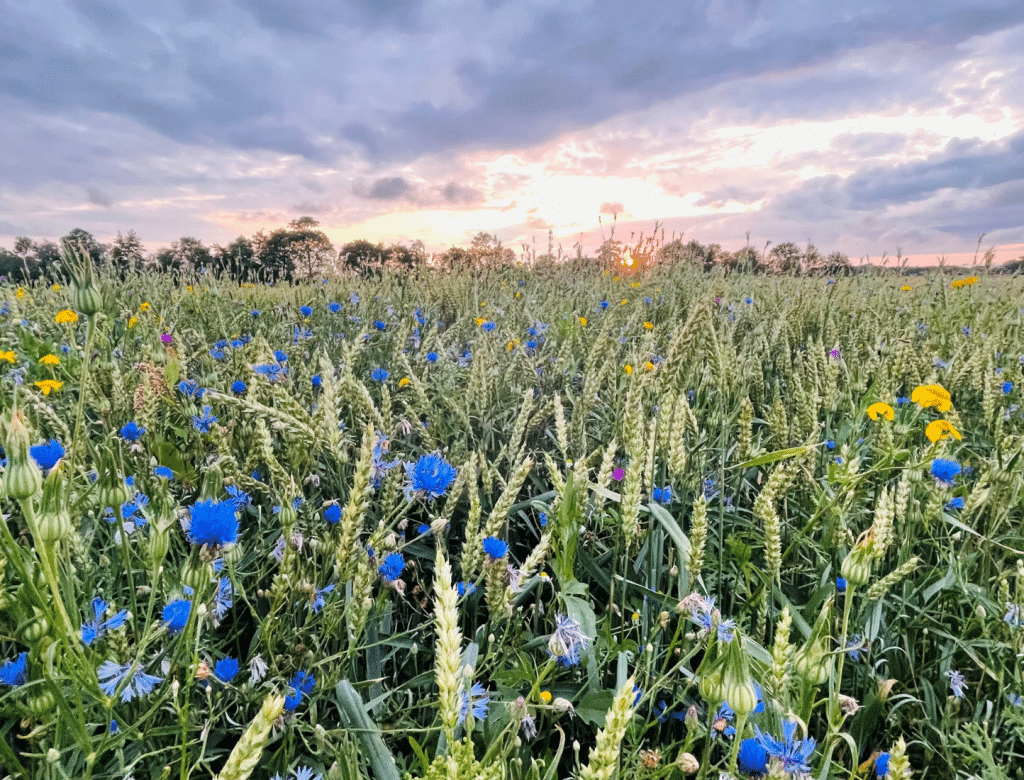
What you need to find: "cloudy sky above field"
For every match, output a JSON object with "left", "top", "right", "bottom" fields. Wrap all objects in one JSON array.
[{"left": 2, "top": 0, "right": 1023, "bottom": 267}]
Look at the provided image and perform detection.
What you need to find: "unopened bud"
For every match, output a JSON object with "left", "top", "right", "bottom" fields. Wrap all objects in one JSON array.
[
  {"left": 676, "top": 752, "right": 699, "bottom": 774},
  {"left": 552, "top": 697, "right": 576, "bottom": 717}
]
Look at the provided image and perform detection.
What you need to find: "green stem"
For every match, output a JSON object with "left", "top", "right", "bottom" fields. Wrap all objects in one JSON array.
[
  {"left": 69, "top": 314, "right": 98, "bottom": 475},
  {"left": 729, "top": 710, "right": 749, "bottom": 773}
]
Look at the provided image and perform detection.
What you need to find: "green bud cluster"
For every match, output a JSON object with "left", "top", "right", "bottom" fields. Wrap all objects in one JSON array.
[{"left": 2, "top": 411, "right": 43, "bottom": 501}]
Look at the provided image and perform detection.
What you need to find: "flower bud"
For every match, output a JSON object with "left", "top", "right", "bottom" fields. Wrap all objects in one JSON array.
[
  {"left": 676, "top": 752, "right": 699, "bottom": 774},
  {"left": 73, "top": 283, "right": 103, "bottom": 317},
  {"left": 793, "top": 639, "right": 832, "bottom": 685},
  {"left": 37, "top": 508, "right": 72, "bottom": 543},
  {"left": 840, "top": 543, "right": 873, "bottom": 587}
]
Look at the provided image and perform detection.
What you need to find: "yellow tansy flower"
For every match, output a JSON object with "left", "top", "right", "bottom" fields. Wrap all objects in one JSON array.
[
  {"left": 866, "top": 402, "right": 895, "bottom": 421},
  {"left": 398, "top": 377, "right": 410, "bottom": 387},
  {"left": 631, "top": 282, "right": 642, "bottom": 288},
  {"left": 911, "top": 384, "right": 952, "bottom": 412},
  {"left": 34, "top": 380, "right": 63, "bottom": 395},
  {"left": 539, "top": 691, "right": 552, "bottom": 704},
  {"left": 51, "top": 284, "right": 60, "bottom": 291},
  {"left": 620, "top": 299, "right": 628, "bottom": 305},
  {"left": 55, "top": 309, "right": 79, "bottom": 324},
  {"left": 644, "top": 361, "right": 654, "bottom": 372},
  {"left": 901, "top": 285, "right": 911, "bottom": 291},
  {"left": 186, "top": 285, "right": 193, "bottom": 293},
  {"left": 480, "top": 301, "right": 486, "bottom": 307},
  {"left": 613, "top": 276, "right": 620, "bottom": 282},
  {"left": 474, "top": 317, "right": 486, "bottom": 326},
  {"left": 128, "top": 316, "right": 138, "bottom": 328},
  {"left": 624, "top": 364, "right": 633, "bottom": 374},
  {"left": 16, "top": 288, "right": 25, "bottom": 299},
  {"left": 631, "top": 611, "right": 640, "bottom": 621},
  {"left": 643, "top": 321, "right": 654, "bottom": 330},
  {"left": 579, "top": 316, "right": 587, "bottom": 327},
  {"left": 0, "top": 351, "right": 15, "bottom": 363},
  {"left": 925, "top": 419, "right": 962, "bottom": 443},
  {"left": 964, "top": 276, "right": 978, "bottom": 285},
  {"left": 39, "top": 354, "right": 59, "bottom": 366},
  {"left": 140, "top": 302, "right": 150, "bottom": 311},
  {"left": 506, "top": 339, "right": 519, "bottom": 351},
  {"left": 515, "top": 292, "right": 521, "bottom": 298}
]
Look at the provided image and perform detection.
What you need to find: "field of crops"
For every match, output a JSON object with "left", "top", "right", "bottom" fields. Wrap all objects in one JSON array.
[{"left": 1, "top": 244, "right": 1023, "bottom": 780}]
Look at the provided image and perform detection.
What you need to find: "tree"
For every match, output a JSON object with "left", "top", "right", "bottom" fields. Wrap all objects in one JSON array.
[
  {"left": 282, "top": 218, "right": 334, "bottom": 282},
  {"left": 60, "top": 228, "right": 107, "bottom": 268},
  {"left": 383, "top": 243, "right": 423, "bottom": 271},
  {"left": 211, "top": 236, "right": 258, "bottom": 282},
  {"left": 767, "top": 242, "right": 803, "bottom": 275},
  {"left": 437, "top": 246, "right": 473, "bottom": 273},
  {"left": 0, "top": 247, "right": 36, "bottom": 281},
  {"left": 338, "top": 239, "right": 388, "bottom": 277},
  {"left": 110, "top": 230, "right": 146, "bottom": 275},
  {"left": 32, "top": 242, "right": 63, "bottom": 281},
  {"left": 469, "top": 232, "right": 515, "bottom": 268}
]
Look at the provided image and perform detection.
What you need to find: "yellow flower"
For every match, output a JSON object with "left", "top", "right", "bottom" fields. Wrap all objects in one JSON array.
[
  {"left": 39, "top": 354, "right": 59, "bottom": 366},
  {"left": 964, "top": 276, "right": 978, "bottom": 285},
  {"left": 34, "top": 380, "right": 63, "bottom": 395},
  {"left": 579, "top": 316, "right": 587, "bottom": 327},
  {"left": 925, "top": 419, "right": 962, "bottom": 443},
  {"left": 51, "top": 284, "right": 60, "bottom": 291},
  {"left": 398, "top": 377, "right": 410, "bottom": 388},
  {"left": 621, "top": 299, "right": 628, "bottom": 305},
  {"left": 140, "top": 302, "right": 150, "bottom": 311},
  {"left": 631, "top": 282, "right": 642, "bottom": 288},
  {"left": 16, "top": 288, "right": 25, "bottom": 299},
  {"left": 866, "top": 402, "right": 895, "bottom": 421},
  {"left": 480, "top": 301, "right": 486, "bottom": 307},
  {"left": 515, "top": 292, "right": 521, "bottom": 298},
  {"left": 474, "top": 317, "right": 486, "bottom": 326},
  {"left": 55, "top": 309, "right": 79, "bottom": 324},
  {"left": 539, "top": 691, "right": 552, "bottom": 704},
  {"left": 186, "top": 285, "right": 193, "bottom": 293},
  {"left": 506, "top": 339, "right": 519, "bottom": 351},
  {"left": 644, "top": 361, "right": 654, "bottom": 372},
  {"left": 631, "top": 611, "right": 640, "bottom": 621},
  {"left": 0, "top": 351, "right": 15, "bottom": 363},
  {"left": 613, "top": 276, "right": 620, "bottom": 282},
  {"left": 911, "top": 384, "right": 952, "bottom": 412},
  {"left": 643, "top": 321, "right": 654, "bottom": 330},
  {"left": 624, "top": 364, "right": 633, "bottom": 374},
  {"left": 128, "top": 316, "right": 138, "bottom": 328},
  {"left": 901, "top": 285, "right": 911, "bottom": 291}
]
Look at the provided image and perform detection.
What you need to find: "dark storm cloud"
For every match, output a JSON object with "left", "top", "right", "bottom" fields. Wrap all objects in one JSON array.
[
  {"left": 441, "top": 183, "right": 485, "bottom": 205},
  {"left": 358, "top": 177, "right": 413, "bottom": 200},
  {"left": 85, "top": 188, "right": 114, "bottom": 207}
]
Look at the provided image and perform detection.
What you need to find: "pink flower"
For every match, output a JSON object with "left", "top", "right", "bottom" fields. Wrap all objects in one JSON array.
[
  {"left": 612, "top": 467, "right": 625, "bottom": 481},
  {"left": 160, "top": 334, "right": 172, "bottom": 344}
]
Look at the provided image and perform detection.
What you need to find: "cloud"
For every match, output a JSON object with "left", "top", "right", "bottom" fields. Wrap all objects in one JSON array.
[
  {"left": 358, "top": 177, "right": 413, "bottom": 200},
  {"left": 85, "top": 188, "right": 114, "bottom": 207},
  {"left": 441, "top": 183, "right": 485, "bottom": 205}
]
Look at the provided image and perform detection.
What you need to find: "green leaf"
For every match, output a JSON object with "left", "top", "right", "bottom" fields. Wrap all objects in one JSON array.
[
  {"left": 576, "top": 689, "right": 616, "bottom": 728},
  {"left": 730, "top": 443, "right": 820, "bottom": 471},
  {"left": 564, "top": 595, "right": 597, "bottom": 646}
]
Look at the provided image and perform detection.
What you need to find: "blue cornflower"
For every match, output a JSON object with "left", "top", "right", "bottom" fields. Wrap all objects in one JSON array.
[
  {"left": 192, "top": 405, "right": 218, "bottom": 433},
  {"left": 538, "top": 511, "right": 547, "bottom": 527},
  {"left": 483, "top": 536, "right": 508, "bottom": 560},
  {"left": 97, "top": 660, "right": 163, "bottom": 702},
  {"left": 224, "top": 485, "right": 251, "bottom": 512},
  {"left": 945, "top": 496, "right": 964, "bottom": 511},
  {"left": 738, "top": 738, "right": 768, "bottom": 775},
  {"left": 214, "top": 339, "right": 229, "bottom": 350},
  {"left": 251, "top": 309, "right": 260, "bottom": 317},
  {"left": 154, "top": 465, "right": 173, "bottom": 480},
  {"left": 214, "top": 657, "right": 239, "bottom": 683},
  {"left": 931, "top": 458, "right": 962, "bottom": 485},
  {"left": 81, "top": 597, "right": 129, "bottom": 646},
  {"left": 209, "top": 349, "right": 225, "bottom": 360},
  {"left": 482, "top": 320, "right": 496, "bottom": 331},
  {"left": 711, "top": 702, "right": 737, "bottom": 738},
  {"left": 0, "top": 651, "right": 28, "bottom": 687},
  {"left": 599, "top": 300, "right": 609, "bottom": 309},
  {"left": 1003, "top": 381, "right": 1013, "bottom": 394},
  {"left": 896, "top": 396, "right": 909, "bottom": 405},
  {"left": 403, "top": 453, "right": 458, "bottom": 501},
  {"left": 300, "top": 305, "right": 313, "bottom": 317},
  {"left": 875, "top": 752, "right": 890, "bottom": 778},
  {"left": 119, "top": 421, "right": 146, "bottom": 442},
  {"left": 178, "top": 379, "right": 205, "bottom": 398},
  {"left": 274, "top": 350, "right": 288, "bottom": 363},
  {"left": 1005, "top": 603, "right": 1023, "bottom": 629},
  {"left": 185, "top": 499, "right": 239, "bottom": 546},
  {"left": 755, "top": 718, "right": 816, "bottom": 774},
  {"left": 526, "top": 339, "right": 537, "bottom": 349},
  {"left": 231, "top": 338, "right": 245, "bottom": 348},
  {"left": 324, "top": 504, "right": 342, "bottom": 524},
  {"left": 426, "top": 351, "right": 439, "bottom": 363},
  {"left": 846, "top": 634, "right": 865, "bottom": 662},
  {"left": 301, "top": 583, "right": 336, "bottom": 614},
  {"left": 329, "top": 302, "right": 341, "bottom": 313},
  {"left": 548, "top": 613, "right": 589, "bottom": 666},
  {"left": 371, "top": 367, "right": 389, "bottom": 382},
  {"left": 163, "top": 599, "right": 192, "bottom": 634},
  {"left": 836, "top": 577, "right": 847, "bottom": 593},
  {"left": 948, "top": 669, "right": 967, "bottom": 698},
  {"left": 231, "top": 379, "right": 247, "bottom": 394},
  {"left": 253, "top": 363, "right": 287, "bottom": 382},
  {"left": 214, "top": 577, "right": 234, "bottom": 621},
  {"left": 109, "top": 720, "right": 119, "bottom": 734},
  {"left": 651, "top": 485, "right": 672, "bottom": 504},
  {"left": 350, "top": 293, "right": 360, "bottom": 304},
  {"left": 456, "top": 581, "right": 477, "bottom": 597},
  {"left": 272, "top": 768, "right": 323, "bottom": 780},
  {"left": 826, "top": 440, "right": 835, "bottom": 450},
  {"left": 379, "top": 552, "right": 405, "bottom": 582},
  {"left": 745, "top": 297, "right": 753, "bottom": 304},
  {"left": 30, "top": 439, "right": 65, "bottom": 472},
  {"left": 312, "top": 374, "right": 322, "bottom": 387},
  {"left": 458, "top": 682, "right": 490, "bottom": 725},
  {"left": 374, "top": 320, "right": 386, "bottom": 331}
]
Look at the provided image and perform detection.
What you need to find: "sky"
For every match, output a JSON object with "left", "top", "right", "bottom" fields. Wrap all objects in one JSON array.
[{"left": 2, "top": 0, "right": 1023, "bottom": 268}]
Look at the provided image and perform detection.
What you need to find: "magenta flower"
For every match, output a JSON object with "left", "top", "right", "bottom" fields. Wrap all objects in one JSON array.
[
  {"left": 160, "top": 334, "right": 172, "bottom": 344},
  {"left": 612, "top": 467, "right": 625, "bottom": 481}
]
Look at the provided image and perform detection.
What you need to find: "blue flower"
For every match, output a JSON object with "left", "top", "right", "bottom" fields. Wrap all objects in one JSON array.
[
  {"left": 178, "top": 379, "right": 205, "bottom": 398},
  {"left": 836, "top": 577, "right": 847, "bottom": 593},
  {"left": 350, "top": 293, "right": 360, "bottom": 304},
  {"left": 186, "top": 499, "right": 239, "bottom": 546},
  {"left": 300, "top": 583, "right": 336, "bottom": 614},
  {"left": 458, "top": 682, "right": 490, "bottom": 725},
  {"left": 284, "top": 671, "right": 316, "bottom": 711},
  {"left": 251, "top": 309, "right": 260, "bottom": 317},
  {"left": 483, "top": 536, "right": 508, "bottom": 560},
  {"left": 109, "top": 720, "right": 119, "bottom": 734},
  {"left": 0, "top": 651, "right": 28, "bottom": 687},
  {"left": 379, "top": 552, "right": 406, "bottom": 582},
  {"left": 81, "top": 597, "right": 129, "bottom": 646},
  {"left": 948, "top": 669, "right": 967, "bottom": 698},
  {"left": 711, "top": 702, "right": 737, "bottom": 738},
  {"left": 599, "top": 300, "right": 609, "bottom": 309},
  {"left": 214, "top": 577, "right": 234, "bottom": 621},
  {"left": 312, "top": 375, "right": 322, "bottom": 387},
  {"left": 374, "top": 320, "right": 386, "bottom": 331},
  {"left": 538, "top": 511, "right": 547, "bottom": 527},
  {"left": 163, "top": 599, "right": 192, "bottom": 634},
  {"left": 745, "top": 297, "right": 753, "bottom": 304},
  {"left": 931, "top": 458, "right": 962, "bottom": 485},
  {"left": 119, "top": 421, "right": 146, "bottom": 442},
  {"left": 192, "top": 406, "right": 218, "bottom": 433},
  {"left": 97, "top": 660, "right": 163, "bottom": 702},
  {"left": 426, "top": 351, "right": 439, "bottom": 363},
  {"left": 1003, "top": 381, "right": 1013, "bottom": 394},
  {"left": 755, "top": 718, "right": 816, "bottom": 774},
  {"left": 456, "top": 581, "right": 476, "bottom": 597},
  {"left": 253, "top": 363, "right": 287, "bottom": 382},
  {"left": 548, "top": 613, "right": 588, "bottom": 666},
  {"left": 329, "top": 302, "right": 341, "bottom": 313},
  {"left": 30, "top": 439, "right": 65, "bottom": 472},
  {"left": 875, "top": 752, "right": 890, "bottom": 778},
  {"left": 738, "top": 738, "right": 768, "bottom": 775},
  {"left": 826, "top": 439, "right": 835, "bottom": 450},
  {"left": 651, "top": 485, "right": 672, "bottom": 504},
  {"left": 209, "top": 349, "right": 225, "bottom": 360},
  {"left": 300, "top": 305, "right": 313, "bottom": 317},
  {"left": 231, "top": 379, "right": 247, "bottom": 394},
  {"left": 403, "top": 453, "right": 458, "bottom": 501},
  {"left": 371, "top": 367, "right": 389, "bottom": 382},
  {"left": 274, "top": 350, "right": 289, "bottom": 363},
  {"left": 153, "top": 465, "right": 173, "bottom": 480},
  {"left": 214, "top": 657, "right": 239, "bottom": 683},
  {"left": 945, "top": 496, "right": 964, "bottom": 511},
  {"left": 324, "top": 504, "right": 341, "bottom": 524},
  {"left": 482, "top": 320, "right": 496, "bottom": 331}
]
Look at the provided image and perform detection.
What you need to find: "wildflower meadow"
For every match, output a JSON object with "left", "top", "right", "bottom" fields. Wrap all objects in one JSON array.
[{"left": 1, "top": 239, "right": 1024, "bottom": 780}]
